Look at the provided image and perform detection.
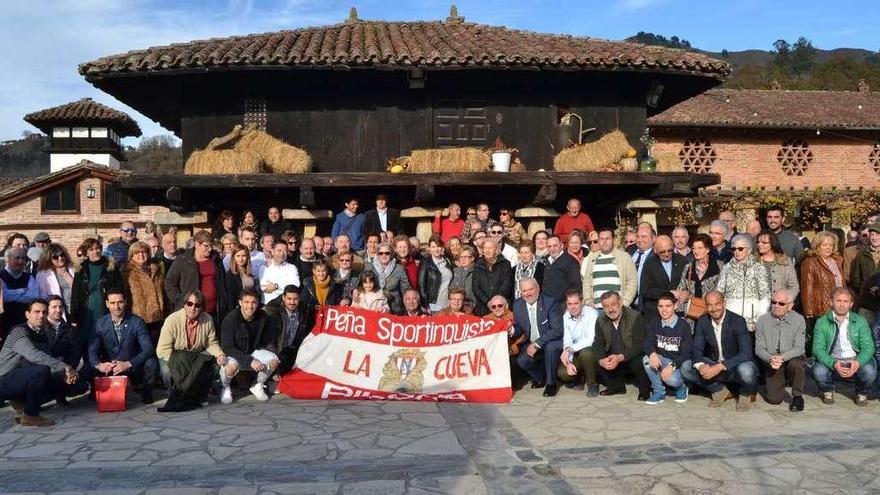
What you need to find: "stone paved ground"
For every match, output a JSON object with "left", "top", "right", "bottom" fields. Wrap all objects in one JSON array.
[{"left": 1, "top": 382, "right": 879, "bottom": 494}]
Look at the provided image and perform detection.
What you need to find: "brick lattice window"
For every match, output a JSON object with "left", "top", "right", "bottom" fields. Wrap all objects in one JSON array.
[
  {"left": 244, "top": 97, "right": 267, "bottom": 130},
  {"left": 678, "top": 138, "right": 717, "bottom": 173},
  {"left": 869, "top": 142, "right": 880, "bottom": 176},
  {"left": 777, "top": 139, "right": 812, "bottom": 176}
]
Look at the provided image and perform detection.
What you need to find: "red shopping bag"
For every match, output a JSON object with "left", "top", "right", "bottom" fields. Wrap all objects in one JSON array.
[{"left": 94, "top": 375, "right": 128, "bottom": 413}]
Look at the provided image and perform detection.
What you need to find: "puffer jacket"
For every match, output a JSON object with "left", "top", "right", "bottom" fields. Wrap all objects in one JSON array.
[
  {"left": 800, "top": 251, "right": 845, "bottom": 318},
  {"left": 717, "top": 256, "right": 771, "bottom": 327},
  {"left": 122, "top": 262, "right": 166, "bottom": 324},
  {"left": 762, "top": 253, "right": 800, "bottom": 300}
]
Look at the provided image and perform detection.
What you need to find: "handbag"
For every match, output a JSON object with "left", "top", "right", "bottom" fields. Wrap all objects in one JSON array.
[
  {"left": 95, "top": 375, "right": 128, "bottom": 413},
  {"left": 684, "top": 264, "right": 708, "bottom": 321}
]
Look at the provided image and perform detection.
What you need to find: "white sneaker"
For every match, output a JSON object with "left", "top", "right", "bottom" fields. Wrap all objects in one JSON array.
[
  {"left": 220, "top": 386, "right": 233, "bottom": 404},
  {"left": 250, "top": 383, "right": 269, "bottom": 401}
]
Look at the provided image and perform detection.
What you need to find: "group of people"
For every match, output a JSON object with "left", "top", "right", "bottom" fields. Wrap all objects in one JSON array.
[{"left": 1, "top": 196, "right": 879, "bottom": 426}]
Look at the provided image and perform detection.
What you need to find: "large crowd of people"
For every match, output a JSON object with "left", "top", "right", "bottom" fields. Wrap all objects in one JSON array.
[{"left": 1, "top": 195, "right": 880, "bottom": 426}]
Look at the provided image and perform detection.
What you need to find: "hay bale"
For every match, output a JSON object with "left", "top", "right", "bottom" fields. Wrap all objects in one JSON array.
[
  {"left": 553, "top": 130, "right": 632, "bottom": 171},
  {"left": 407, "top": 148, "right": 491, "bottom": 173},
  {"left": 234, "top": 130, "right": 312, "bottom": 174},
  {"left": 654, "top": 152, "right": 683, "bottom": 172},
  {"left": 184, "top": 149, "right": 263, "bottom": 175}
]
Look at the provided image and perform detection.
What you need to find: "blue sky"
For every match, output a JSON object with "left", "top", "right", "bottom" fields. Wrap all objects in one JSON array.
[{"left": 1, "top": 0, "right": 878, "bottom": 144}]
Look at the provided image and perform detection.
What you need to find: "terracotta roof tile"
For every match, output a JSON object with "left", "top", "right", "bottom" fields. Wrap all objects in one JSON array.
[
  {"left": 648, "top": 89, "right": 880, "bottom": 130},
  {"left": 79, "top": 20, "right": 729, "bottom": 79},
  {"left": 24, "top": 98, "right": 141, "bottom": 137}
]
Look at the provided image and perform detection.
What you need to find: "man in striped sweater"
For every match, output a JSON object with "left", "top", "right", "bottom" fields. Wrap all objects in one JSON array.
[
  {"left": 0, "top": 299, "right": 78, "bottom": 426},
  {"left": 581, "top": 227, "right": 638, "bottom": 310}
]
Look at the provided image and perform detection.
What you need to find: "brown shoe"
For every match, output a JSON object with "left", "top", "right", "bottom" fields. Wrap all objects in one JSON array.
[
  {"left": 709, "top": 387, "right": 728, "bottom": 408},
  {"left": 19, "top": 414, "right": 55, "bottom": 427},
  {"left": 9, "top": 400, "right": 24, "bottom": 424},
  {"left": 735, "top": 396, "right": 751, "bottom": 412}
]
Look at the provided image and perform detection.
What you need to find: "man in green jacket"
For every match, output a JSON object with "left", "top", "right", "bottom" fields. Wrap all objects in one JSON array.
[{"left": 811, "top": 287, "right": 877, "bottom": 407}]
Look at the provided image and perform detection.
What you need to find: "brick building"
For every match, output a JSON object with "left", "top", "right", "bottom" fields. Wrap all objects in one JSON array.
[
  {"left": 0, "top": 99, "right": 205, "bottom": 254},
  {"left": 644, "top": 85, "right": 880, "bottom": 231}
]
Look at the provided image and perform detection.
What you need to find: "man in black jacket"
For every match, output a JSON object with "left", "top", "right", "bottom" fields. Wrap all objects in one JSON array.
[
  {"left": 681, "top": 290, "right": 759, "bottom": 412},
  {"left": 219, "top": 289, "right": 279, "bottom": 404},
  {"left": 542, "top": 235, "right": 581, "bottom": 303},
  {"left": 363, "top": 194, "right": 402, "bottom": 238},
  {"left": 639, "top": 236, "right": 687, "bottom": 319},
  {"left": 264, "top": 285, "right": 314, "bottom": 376},
  {"left": 259, "top": 206, "right": 292, "bottom": 242},
  {"left": 590, "top": 291, "right": 650, "bottom": 400}
]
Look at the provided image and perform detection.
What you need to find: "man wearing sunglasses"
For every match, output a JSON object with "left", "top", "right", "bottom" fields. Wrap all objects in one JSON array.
[
  {"left": 103, "top": 221, "right": 139, "bottom": 264},
  {"left": 488, "top": 226, "right": 517, "bottom": 266},
  {"left": 754, "top": 289, "right": 806, "bottom": 412}
]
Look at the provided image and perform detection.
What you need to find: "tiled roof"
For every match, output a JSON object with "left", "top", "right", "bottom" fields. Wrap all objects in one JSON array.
[
  {"left": 648, "top": 89, "right": 880, "bottom": 130},
  {"left": 0, "top": 161, "right": 125, "bottom": 207},
  {"left": 78, "top": 19, "right": 729, "bottom": 79},
  {"left": 24, "top": 98, "right": 141, "bottom": 137}
]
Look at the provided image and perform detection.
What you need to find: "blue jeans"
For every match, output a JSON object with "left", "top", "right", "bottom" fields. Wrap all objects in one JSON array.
[
  {"left": 516, "top": 339, "right": 563, "bottom": 386},
  {"left": 680, "top": 359, "right": 759, "bottom": 394},
  {"left": 642, "top": 355, "right": 685, "bottom": 394},
  {"left": 812, "top": 360, "right": 877, "bottom": 395}
]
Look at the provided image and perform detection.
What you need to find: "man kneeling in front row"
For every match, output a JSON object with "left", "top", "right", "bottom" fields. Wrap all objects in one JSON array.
[
  {"left": 681, "top": 291, "right": 758, "bottom": 412},
  {"left": 755, "top": 289, "right": 807, "bottom": 412},
  {"left": 220, "top": 289, "right": 279, "bottom": 403},
  {"left": 811, "top": 287, "right": 876, "bottom": 407}
]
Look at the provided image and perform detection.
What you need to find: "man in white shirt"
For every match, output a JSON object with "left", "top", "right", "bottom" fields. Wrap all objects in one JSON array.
[
  {"left": 556, "top": 290, "right": 600, "bottom": 396},
  {"left": 680, "top": 291, "right": 758, "bottom": 412},
  {"left": 259, "top": 241, "right": 300, "bottom": 304}
]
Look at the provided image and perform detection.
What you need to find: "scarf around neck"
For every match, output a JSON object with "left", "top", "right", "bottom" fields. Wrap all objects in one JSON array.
[{"left": 372, "top": 257, "right": 397, "bottom": 289}]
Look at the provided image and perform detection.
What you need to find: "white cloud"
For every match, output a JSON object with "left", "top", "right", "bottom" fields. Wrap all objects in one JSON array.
[{"left": 0, "top": 0, "right": 344, "bottom": 144}]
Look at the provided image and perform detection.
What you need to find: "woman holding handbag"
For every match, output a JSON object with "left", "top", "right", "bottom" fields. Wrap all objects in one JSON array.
[{"left": 675, "top": 234, "right": 724, "bottom": 321}]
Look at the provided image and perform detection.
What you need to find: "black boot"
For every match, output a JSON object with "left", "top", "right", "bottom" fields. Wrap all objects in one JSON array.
[{"left": 141, "top": 386, "right": 155, "bottom": 405}]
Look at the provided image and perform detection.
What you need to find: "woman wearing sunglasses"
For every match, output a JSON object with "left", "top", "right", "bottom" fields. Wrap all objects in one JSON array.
[
  {"left": 365, "top": 242, "right": 411, "bottom": 314},
  {"left": 36, "top": 243, "right": 75, "bottom": 313},
  {"left": 498, "top": 209, "right": 527, "bottom": 247},
  {"left": 716, "top": 234, "right": 771, "bottom": 332}
]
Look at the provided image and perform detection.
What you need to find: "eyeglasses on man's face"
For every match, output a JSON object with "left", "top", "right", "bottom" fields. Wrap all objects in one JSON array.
[{"left": 185, "top": 301, "right": 203, "bottom": 309}]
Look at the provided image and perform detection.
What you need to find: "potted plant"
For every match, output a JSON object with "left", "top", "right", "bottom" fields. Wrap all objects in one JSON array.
[{"left": 490, "top": 137, "right": 517, "bottom": 173}]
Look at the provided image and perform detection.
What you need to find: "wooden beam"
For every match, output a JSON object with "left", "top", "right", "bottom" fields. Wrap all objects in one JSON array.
[{"left": 414, "top": 184, "right": 435, "bottom": 203}]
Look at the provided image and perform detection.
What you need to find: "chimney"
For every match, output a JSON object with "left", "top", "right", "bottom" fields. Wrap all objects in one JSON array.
[{"left": 858, "top": 79, "right": 870, "bottom": 93}]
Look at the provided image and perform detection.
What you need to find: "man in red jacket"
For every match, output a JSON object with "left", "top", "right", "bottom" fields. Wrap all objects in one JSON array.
[{"left": 554, "top": 198, "right": 595, "bottom": 243}]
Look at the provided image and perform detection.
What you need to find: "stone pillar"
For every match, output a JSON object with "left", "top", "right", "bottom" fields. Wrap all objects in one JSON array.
[
  {"left": 282, "top": 209, "right": 334, "bottom": 239},
  {"left": 514, "top": 207, "right": 560, "bottom": 237},
  {"left": 401, "top": 207, "right": 440, "bottom": 242},
  {"left": 625, "top": 200, "right": 660, "bottom": 231}
]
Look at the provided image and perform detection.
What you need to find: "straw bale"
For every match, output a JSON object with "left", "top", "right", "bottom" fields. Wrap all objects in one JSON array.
[
  {"left": 406, "top": 147, "right": 490, "bottom": 173},
  {"left": 654, "top": 152, "right": 683, "bottom": 172},
  {"left": 235, "top": 130, "right": 312, "bottom": 174},
  {"left": 184, "top": 149, "right": 263, "bottom": 175},
  {"left": 553, "top": 130, "right": 632, "bottom": 171}
]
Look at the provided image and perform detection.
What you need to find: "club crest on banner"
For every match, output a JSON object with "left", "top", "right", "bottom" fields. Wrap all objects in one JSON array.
[{"left": 378, "top": 348, "right": 427, "bottom": 393}]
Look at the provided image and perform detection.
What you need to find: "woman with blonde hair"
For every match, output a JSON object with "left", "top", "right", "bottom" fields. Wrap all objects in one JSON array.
[
  {"left": 801, "top": 231, "right": 845, "bottom": 326},
  {"left": 122, "top": 241, "right": 166, "bottom": 343}
]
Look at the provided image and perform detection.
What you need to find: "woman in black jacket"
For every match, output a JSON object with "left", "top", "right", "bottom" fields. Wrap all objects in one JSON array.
[
  {"left": 418, "top": 236, "right": 454, "bottom": 314},
  {"left": 472, "top": 238, "right": 514, "bottom": 316},
  {"left": 219, "top": 244, "right": 262, "bottom": 323},
  {"left": 70, "top": 238, "right": 122, "bottom": 349}
]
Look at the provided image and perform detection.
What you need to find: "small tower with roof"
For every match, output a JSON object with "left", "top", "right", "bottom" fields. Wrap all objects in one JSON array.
[{"left": 24, "top": 97, "right": 141, "bottom": 172}]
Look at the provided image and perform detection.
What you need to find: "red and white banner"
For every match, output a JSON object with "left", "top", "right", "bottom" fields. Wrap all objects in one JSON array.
[{"left": 278, "top": 306, "right": 512, "bottom": 402}]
